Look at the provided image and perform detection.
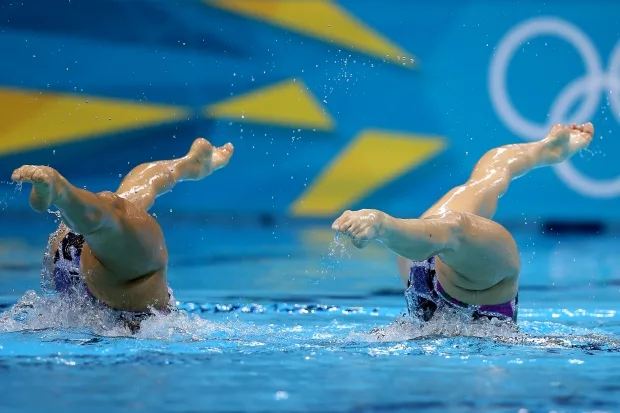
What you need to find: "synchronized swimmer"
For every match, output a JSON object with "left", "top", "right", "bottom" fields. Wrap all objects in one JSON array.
[
  {"left": 12, "top": 122, "right": 594, "bottom": 330},
  {"left": 332, "top": 123, "right": 593, "bottom": 323},
  {"left": 12, "top": 138, "right": 234, "bottom": 330}
]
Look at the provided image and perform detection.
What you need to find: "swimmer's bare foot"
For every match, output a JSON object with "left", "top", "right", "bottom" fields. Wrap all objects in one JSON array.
[
  {"left": 182, "top": 138, "right": 234, "bottom": 180},
  {"left": 11, "top": 165, "right": 68, "bottom": 212},
  {"left": 540, "top": 122, "right": 594, "bottom": 164}
]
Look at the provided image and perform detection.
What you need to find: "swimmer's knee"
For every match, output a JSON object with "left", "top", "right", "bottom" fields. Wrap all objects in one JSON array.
[
  {"left": 443, "top": 211, "right": 520, "bottom": 270},
  {"left": 423, "top": 211, "right": 468, "bottom": 248},
  {"left": 442, "top": 211, "right": 469, "bottom": 244},
  {"left": 81, "top": 191, "right": 127, "bottom": 235},
  {"left": 97, "top": 190, "right": 118, "bottom": 201},
  {"left": 97, "top": 191, "right": 123, "bottom": 210},
  {"left": 426, "top": 210, "right": 467, "bottom": 228}
]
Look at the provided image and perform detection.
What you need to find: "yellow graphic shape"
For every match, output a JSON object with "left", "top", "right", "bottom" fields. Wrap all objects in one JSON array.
[
  {"left": 291, "top": 130, "right": 446, "bottom": 217},
  {"left": 206, "top": 0, "right": 416, "bottom": 68},
  {"left": 0, "top": 88, "right": 188, "bottom": 155},
  {"left": 205, "top": 79, "right": 334, "bottom": 130}
]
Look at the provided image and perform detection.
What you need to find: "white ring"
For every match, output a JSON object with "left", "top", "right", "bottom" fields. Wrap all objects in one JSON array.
[
  {"left": 546, "top": 75, "right": 620, "bottom": 196},
  {"left": 489, "top": 17, "right": 604, "bottom": 141},
  {"left": 548, "top": 76, "right": 604, "bottom": 125},
  {"left": 547, "top": 44, "right": 620, "bottom": 197},
  {"left": 550, "top": 71, "right": 620, "bottom": 197},
  {"left": 490, "top": 17, "right": 620, "bottom": 197},
  {"left": 606, "top": 40, "right": 620, "bottom": 116},
  {"left": 553, "top": 162, "right": 620, "bottom": 198}
]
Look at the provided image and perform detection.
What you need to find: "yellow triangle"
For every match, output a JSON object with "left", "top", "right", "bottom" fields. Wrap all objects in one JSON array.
[
  {"left": 206, "top": 0, "right": 416, "bottom": 68},
  {"left": 0, "top": 88, "right": 189, "bottom": 156},
  {"left": 205, "top": 79, "right": 334, "bottom": 130},
  {"left": 291, "top": 130, "right": 446, "bottom": 217}
]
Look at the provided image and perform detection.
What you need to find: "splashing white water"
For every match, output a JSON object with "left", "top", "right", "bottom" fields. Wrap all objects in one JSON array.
[
  {"left": 347, "top": 307, "right": 521, "bottom": 343},
  {"left": 0, "top": 290, "right": 261, "bottom": 341},
  {"left": 318, "top": 232, "right": 351, "bottom": 276},
  {"left": 343, "top": 306, "right": 620, "bottom": 354},
  {"left": 330, "top": 232, "right": 350, "bottom": 259},
  {"left": 0, "top": 181, "right": 22, "bottom": 211}
]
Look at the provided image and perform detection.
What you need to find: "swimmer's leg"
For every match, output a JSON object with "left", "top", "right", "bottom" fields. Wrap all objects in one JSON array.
[
  {"left": 115, "top": 138, "right": 234, "bottom": 211},
  {"left": 419, "top": 123, "right": 595, "bottom": 220},
  {"left": 12, "top": 165, "right": 166, "bottom": 281},
  {"left": 406, "top": 123, "right": 593, "bottom": 285},
  {"left": 335, "top": 123, "right": 594, "bottom": 292},
  {"left": 333, "top": 209, "right": 514, "bottom": 289}
]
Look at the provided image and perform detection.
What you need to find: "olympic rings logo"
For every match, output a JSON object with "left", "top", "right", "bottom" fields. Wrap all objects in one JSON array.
[{"left": 489, "top": 16, "right": 620, "bottom": 198}]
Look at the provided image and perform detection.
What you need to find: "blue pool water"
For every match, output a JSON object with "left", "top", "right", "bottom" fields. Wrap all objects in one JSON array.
[{"left": 0, "top": 215, "right": 619, "bottom": 413}]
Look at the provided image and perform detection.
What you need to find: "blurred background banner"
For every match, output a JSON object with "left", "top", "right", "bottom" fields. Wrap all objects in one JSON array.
[{"left": 0, "top": 0, "right": 618, "bottom": 223}]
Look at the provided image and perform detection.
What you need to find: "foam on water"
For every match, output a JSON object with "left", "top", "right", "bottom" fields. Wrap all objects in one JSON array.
[
  {"left": 0, "top": 290, "right": 238, "bottom": 340},
  {"left": 0, "top": 222, "right": 618, "bottom": 357},
  {"left": 2, "top": 287, "right": 619, "bottom": 358}
]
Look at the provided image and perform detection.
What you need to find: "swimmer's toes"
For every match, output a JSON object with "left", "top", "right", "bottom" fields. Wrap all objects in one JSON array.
[
  {"left": 31, "top": 169, "right": 50, "bottom": 184},
  {"left": 543, "top": 123, "right": 593, "bottom": 162},
  {"left": 570, "top": 125, "right": 594, "bottom": 152},
  {"left": 218, "top": 143, "right": 234, "bottom": 159},
  {"left": 222, "top": 142, "right": 234, "bottom": 153},
  {"left": 12, "top": 166, "right": 37, "bottom": 183},
  {"left": 189, "top": 138, "right": 214, "bottom": 160},
  {"left": 211, "top": 143, "right": 234, "bottom": 170},
  {"left": 11, "top": 165, "right": 32, "bottom": 182},
  {"left": 11, "top": 165, "right": 54, "bottom": 185},
  {"left": 572, "top": 134, "right": 592, "bottom": 152}
]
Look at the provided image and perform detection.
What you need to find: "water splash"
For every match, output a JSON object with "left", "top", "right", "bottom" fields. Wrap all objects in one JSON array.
[
  {"left": 1, "top": 290, "right": 619, "bottom": 356},
  {"left": 0, "top": 290, "right": 259, "bottom": 341},
  {"left": 46, "top": 209, "right": 62, "bottom": 220},
  {"left": 344, "top": 306, "right": 620, "bottom": 354},
  {"left": 0, "top": 180, "right": 23, "bottom": 211},
  {"left": 318, "top": 231, "right": 351, "bottom": 276},
  {"left": 349, "top": 309, "right": 521, "bottom": 342}
]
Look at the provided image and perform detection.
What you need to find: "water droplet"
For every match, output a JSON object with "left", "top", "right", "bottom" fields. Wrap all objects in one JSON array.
[{"left": 275, "top": 391, "right": 288, "bottom": 401}]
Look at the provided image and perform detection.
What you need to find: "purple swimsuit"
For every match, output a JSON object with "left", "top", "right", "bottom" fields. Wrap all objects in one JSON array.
[
  {"left": 405, "top": 257, "right": 518, "bottom": 322},
  {"left": 48, "top": 228, "right": 174, "bottom": 332}
]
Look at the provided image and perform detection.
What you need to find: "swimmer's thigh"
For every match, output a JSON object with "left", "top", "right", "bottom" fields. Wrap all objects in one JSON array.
[
  {"left": 434, "top": 211, "right": 520, "bottom": 288},
  {"left": 397, "top": 211, "right": 520, "bottom": 292},
  {"left": 422, "top": 176, "right": 520, "bottom": 290},
  {"left": 81, "top": 191, "right": 168, "bottom": 282}
]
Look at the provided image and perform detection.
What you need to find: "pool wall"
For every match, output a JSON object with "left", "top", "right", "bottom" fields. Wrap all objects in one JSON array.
[{"left": 0, "top": 0, "right": 618, "bottom": 225}]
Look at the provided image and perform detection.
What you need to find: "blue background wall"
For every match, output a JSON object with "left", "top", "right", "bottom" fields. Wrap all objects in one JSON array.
[{"left": 0, "top": 0, "right": 618, "bottom": 223}]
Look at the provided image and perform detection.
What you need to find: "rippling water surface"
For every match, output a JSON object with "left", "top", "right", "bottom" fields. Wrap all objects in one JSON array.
[{"left": 0, "top": 221, "right": 618, "bottom": 412}]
